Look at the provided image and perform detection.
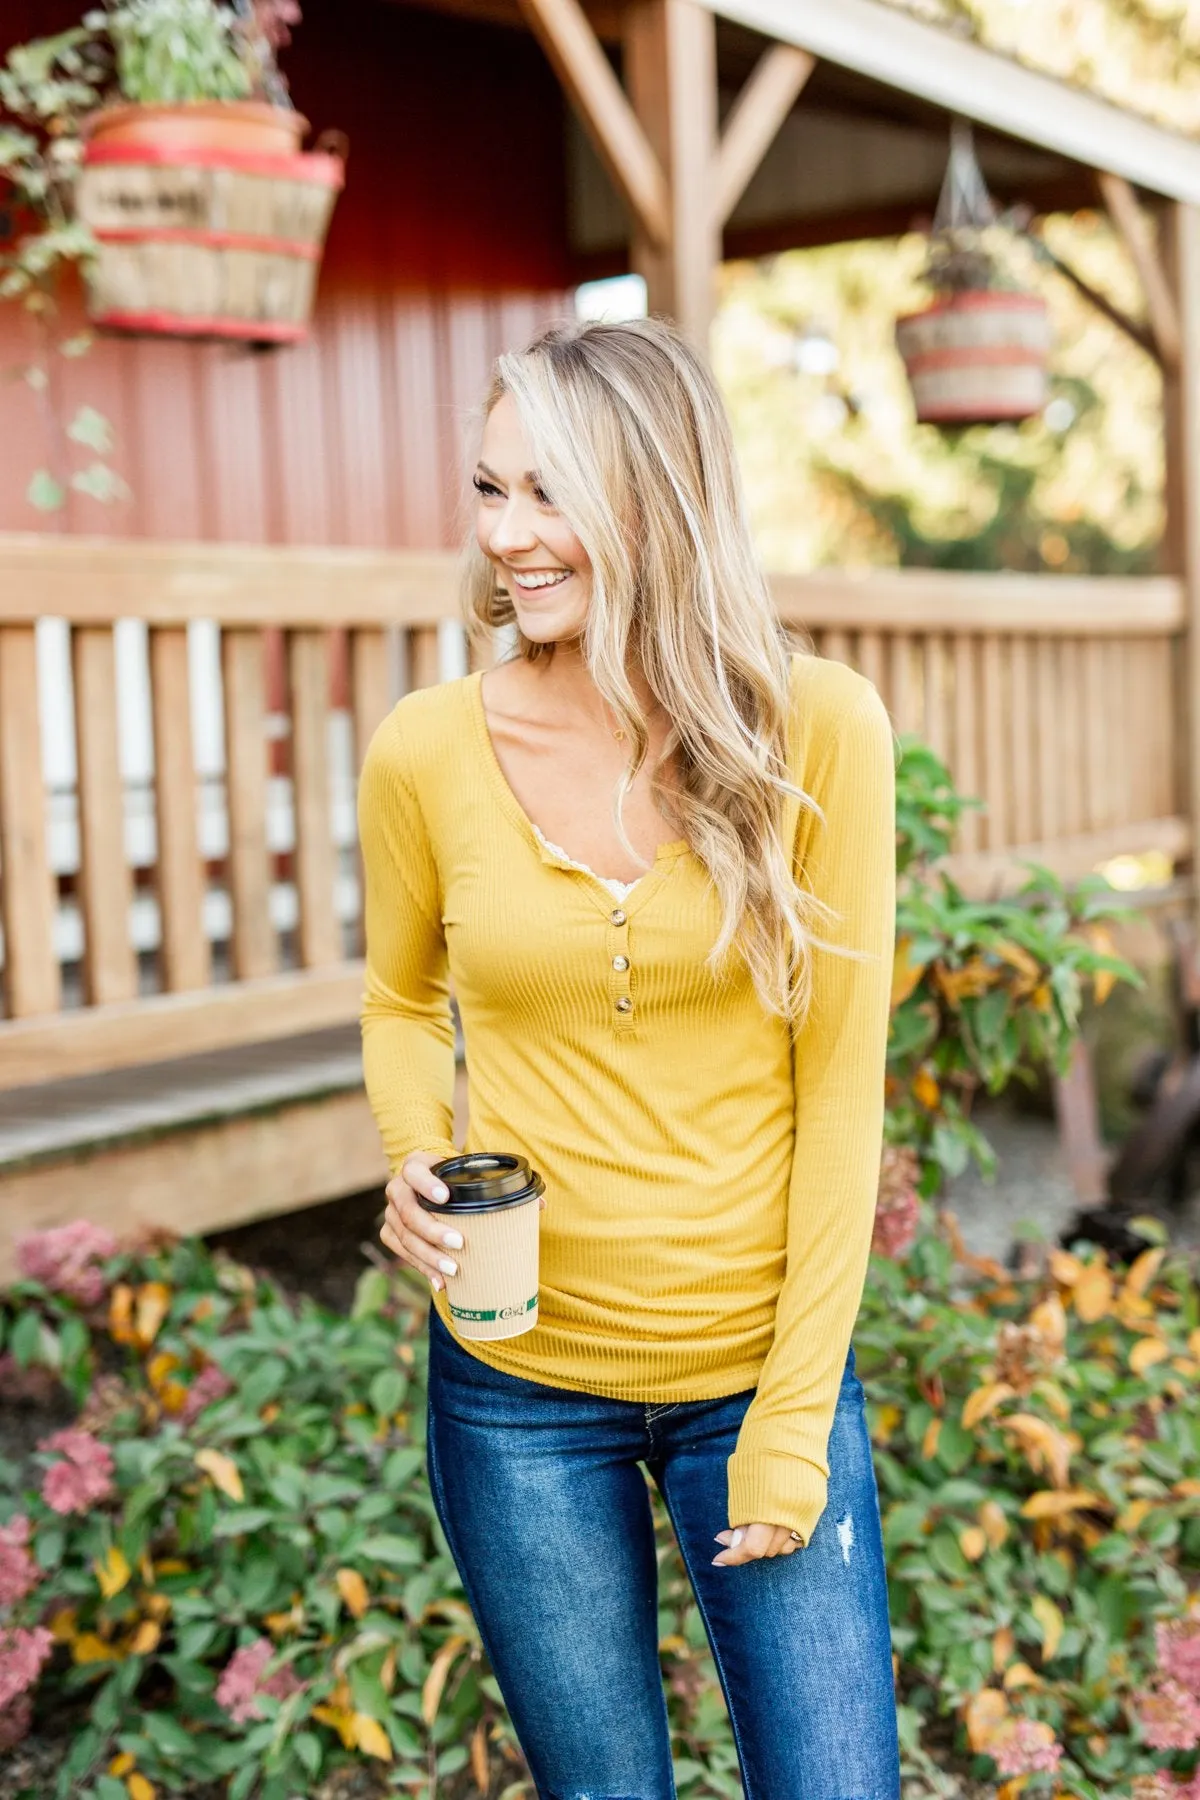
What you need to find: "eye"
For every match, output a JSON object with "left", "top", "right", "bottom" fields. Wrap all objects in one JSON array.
[
  {"left": 532, "top": 484, "right": 554, "bottom": 508},
  {"left": 472, "top": 474, "right": 502, "bottom": 499}
]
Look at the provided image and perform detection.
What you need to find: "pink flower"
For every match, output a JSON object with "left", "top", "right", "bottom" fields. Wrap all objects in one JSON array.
[
  {"left": 16, "top": 1221, "right": 117, "bottom": 1306},
  {"left": 0, "top": 1692, "right": 33, "bottom": 1753},
  {"left": 1158, "top": 1619, "right": 1200, "bottom": 1697},
  {"left": 0, "top": 1517, "right": 39, "bottom": 1607},
  {"left": 1137, "top": 1679, "right": 1200, "bottom": 1751},
  {"left": 991, "top": 1717, "right": 1064, "bottom": 1778},
  {"left": 216, "top": 1638, "right": 301, "bottom": 1724},
  {"left": 0, "top": 1627, "right": 53, "bottom": 1711},
  {"left": 37, "top": 1429, "right": 115, "bottom": 1516},
  {"left": 180, "top": 1363, "right": 234, "bottom": 1425},
  {"left": 873, "top": 1146, "right": 921, "bottom": 1259}
]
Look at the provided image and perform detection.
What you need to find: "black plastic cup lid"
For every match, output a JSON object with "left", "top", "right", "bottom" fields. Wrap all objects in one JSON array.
[{"left": 416, "top": 1152, "right": 545, "bottom": 1214}]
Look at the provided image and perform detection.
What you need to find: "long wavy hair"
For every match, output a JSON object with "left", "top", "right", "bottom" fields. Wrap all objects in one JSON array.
[{"left": 462, "top": 316, "right": 827, "bottom": 1025}]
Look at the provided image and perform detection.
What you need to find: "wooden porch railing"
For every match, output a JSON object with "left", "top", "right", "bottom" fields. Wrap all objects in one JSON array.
[{"left": 0, "top": 535, "right": 1185, "bottom": 1092}]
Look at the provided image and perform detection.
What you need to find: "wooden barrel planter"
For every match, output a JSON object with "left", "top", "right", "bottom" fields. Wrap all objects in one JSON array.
[
  {"left": 895, "top": 289, "right": 1051, "bottom": 426},
  {"left": 74, "top": 102, "right": 345, "bottom": 345}
]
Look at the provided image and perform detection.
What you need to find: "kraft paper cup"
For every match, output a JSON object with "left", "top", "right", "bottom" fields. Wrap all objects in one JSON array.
[{"left": 418, "top": 1152, "right": 544, "bottom": 1342}]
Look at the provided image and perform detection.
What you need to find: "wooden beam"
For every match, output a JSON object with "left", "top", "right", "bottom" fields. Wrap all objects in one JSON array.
[
  {"left": 517, "top": 0, "right": 670, "bottom": 248},
  {"left": 773, "top": 570, "right": 1183, "bottom": 636},
  {"left": 1096, "top": 173, "right": 1182, "bottom": 371},
  {"left": 714, "top": 43, "right": 815, "bottom": 227},
  {"left": 1162, "top": 204, "right": 1200, "bottom": 933},
  {"left": 624, "top": 0, "right": 719, "bottom": 342},
  {"left": 702, "top": 0, "right": 1200, "bottom": 206},
  {"left": 940, "top": 815, "right": 1190, "bottom": 898}
]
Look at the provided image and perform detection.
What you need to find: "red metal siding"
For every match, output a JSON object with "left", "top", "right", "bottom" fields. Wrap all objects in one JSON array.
[{"left": 0, "top": 0, "right": 576, "bottom": 546}]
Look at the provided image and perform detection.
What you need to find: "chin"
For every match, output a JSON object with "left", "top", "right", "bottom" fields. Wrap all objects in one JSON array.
[{"left": 512, "top": 601, "right": 588, "bottom": 645}]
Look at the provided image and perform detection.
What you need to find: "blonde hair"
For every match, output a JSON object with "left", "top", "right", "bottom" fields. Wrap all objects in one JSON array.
[{"left": 462, "top": 316, "right": 826, "bottom": 1025}]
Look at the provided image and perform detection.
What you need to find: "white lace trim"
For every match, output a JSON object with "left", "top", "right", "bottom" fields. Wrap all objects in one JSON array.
[{"left": 531, "top": 823, "right": 644, "bottom": 901}]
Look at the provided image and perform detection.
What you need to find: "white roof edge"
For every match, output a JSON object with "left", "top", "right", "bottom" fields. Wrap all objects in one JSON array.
[{"left": 704, "top": 0, "right": 1200, "bottom": 205}]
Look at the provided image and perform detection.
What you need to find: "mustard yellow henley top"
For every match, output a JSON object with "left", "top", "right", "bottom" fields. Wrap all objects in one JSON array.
[{"left": 358, "top": 652, "right": 896, "bottom": 1545}]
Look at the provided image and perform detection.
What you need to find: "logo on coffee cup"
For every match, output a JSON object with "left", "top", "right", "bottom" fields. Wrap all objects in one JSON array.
[{"left": 449, "top": 1293, "right": 538, "bottom": 1324}]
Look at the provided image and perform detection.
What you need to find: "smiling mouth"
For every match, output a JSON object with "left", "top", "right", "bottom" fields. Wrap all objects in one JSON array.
[{"left": 508, "top": 568, "right": 573, "bottom": 592}]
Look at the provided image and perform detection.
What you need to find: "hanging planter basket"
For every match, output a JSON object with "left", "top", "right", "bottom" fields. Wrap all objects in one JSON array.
[
  {"left": 896, "top": 121, "right": 1051, "bottom": 428},
  {"left": 896, "top": 289, "right": 1051, "bottom": 425},
  {"left": 74, "top": 100, "right": 345, "bottom": 345}
]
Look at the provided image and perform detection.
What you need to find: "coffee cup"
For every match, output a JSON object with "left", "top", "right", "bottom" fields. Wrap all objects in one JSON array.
[{"left": 418, "top": 1152, "right": 545, "bottom": 1341}]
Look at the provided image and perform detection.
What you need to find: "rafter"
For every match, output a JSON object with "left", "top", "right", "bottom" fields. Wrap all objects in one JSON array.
[
  {"left": 1096, "top": 171, "right": 1182, "bottom": 371},
  {"left": 713, "top": 44, "right": 815, "bottom": 227}
]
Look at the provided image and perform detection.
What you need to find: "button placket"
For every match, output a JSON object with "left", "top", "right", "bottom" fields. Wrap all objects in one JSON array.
[{"left": 608, "top": 906, "right": 635, "bottom": 1029}]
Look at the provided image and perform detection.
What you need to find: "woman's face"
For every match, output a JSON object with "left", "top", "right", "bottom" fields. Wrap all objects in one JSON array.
[{"left": 474, "top": 392, "right": 592, "bottom": 646}]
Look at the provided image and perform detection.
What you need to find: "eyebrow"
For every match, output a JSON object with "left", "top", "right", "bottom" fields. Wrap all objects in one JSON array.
[{"left": 475, "top": 460, "right": 543, "bottom": 487}]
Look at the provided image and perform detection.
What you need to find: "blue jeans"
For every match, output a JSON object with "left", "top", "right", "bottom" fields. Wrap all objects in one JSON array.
[{"left": 425, "top": 1306, "right": 900, "bottom": 1800}]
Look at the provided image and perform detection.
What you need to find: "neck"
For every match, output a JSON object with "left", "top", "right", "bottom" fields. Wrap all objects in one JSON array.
[{"left": 533, "top": 637, "right": 659, "bottom": 726}]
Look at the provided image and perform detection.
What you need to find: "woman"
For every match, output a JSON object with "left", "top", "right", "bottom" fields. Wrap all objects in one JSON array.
[{"left": 359, "top": 317, "right": 899, "bottom": 1800}]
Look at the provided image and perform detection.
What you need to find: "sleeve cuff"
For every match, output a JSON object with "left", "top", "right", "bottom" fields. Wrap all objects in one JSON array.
[{"left": 726, "top": 1449, "right": 830, "bottom": 1546}]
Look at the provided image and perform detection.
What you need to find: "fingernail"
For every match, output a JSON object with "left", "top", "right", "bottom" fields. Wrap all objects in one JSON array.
[
  {"left": 711, "top": 1556, "right": 726, "bottom": 1566},
  {"left": 432, "top": 1183, "right": 449, "bottom": 1202},
  {"left": 730, "top": 1529, "right": 744, "bottom": 1547},
  {"left": 431, "top": 1274, "right": 442, "bottom": 1291},
  {"left": 442, "top": 1230, "right": 463, "bottom": 1249},
  {"left": 438, "top": 1257, "right": 457, "bottom": 1276}
]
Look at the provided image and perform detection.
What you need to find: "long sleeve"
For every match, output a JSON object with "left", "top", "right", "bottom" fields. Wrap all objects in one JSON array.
[
  {"left": 726, "top": 684, "right": 897, "bottom": 1543},
  {"left": 358, "top": 708, "right": 460, "bottom": 1174}
]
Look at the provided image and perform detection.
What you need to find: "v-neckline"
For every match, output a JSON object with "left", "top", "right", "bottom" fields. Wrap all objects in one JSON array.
[{"left": 465, "top": 670, "right": 689, "bottom": 918}]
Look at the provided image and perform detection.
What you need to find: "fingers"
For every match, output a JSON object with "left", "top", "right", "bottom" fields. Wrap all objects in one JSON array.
[
  {"left": 711, "top": 1523, "right": 802, "bottom": 1566},
  {"left": 380, "top": 1158, "right": 461, "bottom": 1292}
]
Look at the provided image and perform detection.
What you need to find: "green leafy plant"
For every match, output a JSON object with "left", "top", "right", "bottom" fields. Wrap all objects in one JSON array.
[{"left": 85, "top": 0, "right": 252, "bottom": 105}]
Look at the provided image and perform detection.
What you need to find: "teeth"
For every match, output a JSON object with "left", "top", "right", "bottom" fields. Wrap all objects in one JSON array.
[{"left": 512, "top": 570, "right": 570, "bottom": 590}]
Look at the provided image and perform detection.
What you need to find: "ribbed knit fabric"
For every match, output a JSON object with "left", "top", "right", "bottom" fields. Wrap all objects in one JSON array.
[{"left": 358, "top": 652, "right": 896, "bottom": 1545}]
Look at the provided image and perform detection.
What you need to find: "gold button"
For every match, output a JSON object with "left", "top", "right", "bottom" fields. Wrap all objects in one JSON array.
[
  {"left": 612, "top": 955, "right": 629, "bottom": 972},
  {"left": 615, "top": 996, "right": 633, "bottom": 1014},
  {"left": 610, "top": 908, "right": 627, "bottom": 926}
]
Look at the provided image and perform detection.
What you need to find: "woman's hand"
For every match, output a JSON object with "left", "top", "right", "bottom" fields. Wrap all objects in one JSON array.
[
  {"left": 712, "top": 1524, "right": 803, "bottom": 1566},
  {"left": 380, "top": 1155, "right": 461, "bottom": 1292},
  {"left": 380, "top": 1154, "right": 548, "bottom": 1294}
]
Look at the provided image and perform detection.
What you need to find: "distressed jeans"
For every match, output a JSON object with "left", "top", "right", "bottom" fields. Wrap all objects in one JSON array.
[{"left": 425, "top": 1305, "right": 901, "bottom": 1800}]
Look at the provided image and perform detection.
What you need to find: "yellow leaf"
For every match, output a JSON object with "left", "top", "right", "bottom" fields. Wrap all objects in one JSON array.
[
  {"left": 965, "top": 1687, "right": 1009, "bottom": 1753},
  {"left": 109, "top": 1283, "right": 137, "bottom": 1345},
  {"left": 1174, "top": 1479, "right": 1200, "bottom": 1499},
  {"left": 351, "top": 1714, "right": 393, "bottom": 1762},
  {"left": 890, "top": 938, "right": 927, "bottom": 1008},
  {"left": 93, "top": 1546, "right": 131, "bottom": 1600},
  {"left": 1030, "top": 1595, "right": 1064, "bottom": 1661},
  {"left": 1173, "top": 1358, "right": 1199, "bottom": 1377},
  {"left": 912, "top": 1065, "right": 941, "bottom": 1110},
  {"left": 992, "top": 1626, "right": 1015, "bottom": 1671},
  {"left": 194, "top": 1449, "right": 244, "bottom": 1503},
  {"left": 1002, "top": 1661, "right": 1041, "bottom": 1690},
  {"left": 1124, "top": 1247, "right": 1166, "bottom": 1299},
  {"left": 1118, "top": 1499, "right": 1153, "bottom": 1532},
  {"left": 129, "top": 1620, "right": 161, "bottom": 1655},
  {"left": 135, "top": 1282, "right": 172, "bottom": 1346},
  {"left": 921, "top": 1416, "right": 942, "bottom": 1460},
  {"left": 936, "top": 958, "right": 996, "bottom": 1006},
  {"left": 471, "top": 1719, "right": 490, "bottom": 1792},
  {"left": 73, "top": 1633, "right": 123, "bottom": 1664},
  {"left": 1020, "top": 1489, "right": 1102, "bottom": 1519},
  {"left": 146, "top": 1352, "right": 180, "bottom": 1392},
  {"left": 872, "top": 1403, "right": 903, "bottom": 1445},
  {"left": 1030, "top": 1378, "right": 1071, "bottom": 1421},
  {"left": 994, "top": 939, "right": 1042, "bottom": 984},
  {"left": 1028, "top": 1294, "right": 1067, "bottom": 1350},
  {"left": 312, "top": 1704, "right": 357, "bottom": 1750},
  {"left": 127, "top": 1775, "right": 155, "bottom": 1800},
  {"left": 963, "top": 1382, "right": 1015, "bottom": 1429},
  {"left": 380, "top": 1649, "right": 396, "bottom": 1693},
  {"left": 959, "top": 1526, "right": 987, "bottom": 1562},
  {"left": 336, "top": 1568, "right": 369, "bottom": 1619},
  {"left": 108, "top": 1753, "right": 136, "bottom": 1777},
  {"left": 421, "top": 1633, "right": 468, "bottom": 1726},
  {"left": 1189, "top": 1328, "right": 1200, "bottom": 1360},
  {"left": 48, "top": 1607, "right": 78, "bottom": 1643},
  {"left": 1000, "top": 1414, "right": 1072, "bottom": 1488},
  {"left": 1130, "top": 1337, "right": 1170, "bottom": 1375},
  {"left": 1073, "top": 1262, "right": 1113, "bottom": 1323},
  {"left": 979, "top": 1500, "right": 1009, "bottom": 1550},
  {"left": 1093, "top": 967, "right": 1116, "bottom": 1006}
]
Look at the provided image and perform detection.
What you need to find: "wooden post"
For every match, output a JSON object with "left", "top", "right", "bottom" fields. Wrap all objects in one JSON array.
[
  {"left": 623, "top": 0, "right": 719, "bottom": 342},
  {"left": 1161, "top": 203, "right": 1200, "bottom": 928}
]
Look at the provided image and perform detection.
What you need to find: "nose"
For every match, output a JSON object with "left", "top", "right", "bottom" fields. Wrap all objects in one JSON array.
[{"left": 485, "top": 491, "right": 540, "bottom": 560}]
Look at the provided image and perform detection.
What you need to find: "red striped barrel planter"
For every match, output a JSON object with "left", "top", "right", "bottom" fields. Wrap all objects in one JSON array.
[
  {"left": 895, "top": 289, "right": 1051, "bottom": 426},
  {"left": 76, "top": 102, "right": 345, "bottom": 345}
]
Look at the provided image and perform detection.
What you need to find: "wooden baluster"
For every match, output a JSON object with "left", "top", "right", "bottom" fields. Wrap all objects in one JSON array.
[
  {"left": 149, "top": 627, "right": 209, "bottom": 992},
  {"left": 72, "top": 625, "right": 137, "bottom": 1006},
  {"left": 408, "top": 625, "right": 441, "bottom": 691},
  {"left": 889, "top": 633, "right": 915, "bottom": 733},
  {"left": 1108, "top": 636, "right": 1132, "bottom": 828},
  {"left": 1058, "top": 639, "right": 1087, "bottom": 837},
  {"left": 221, "top": 628, "right": 275, "bottom": 980},
  {"left": 1151, "top": 637, "right": 1177, "bottom": 820},
  {"left": 1035, "top": 638, "right": 1061, "bottom": 848},
  {"left": 288, "top": 629, "right": 340, "bottom": 969},
  {"left": 922, "top": 635, "right": 950, "bottom": 763},
  {"left": 1009, "top": 635, "right": 1035, "bottom": 847},
  {"left": 822, "top": 628, "right": 851, "bottom": 666},
  {"left": 980, "top": 633, "right": 1007, "bottom": 851},
  {"left": 952, "top": 634, "right": 981, "bottom": 853},
  {"left": 0, "top": 626, "right": 60, "bottom": 1017},
  {"left": 349, "top": 628, "right": 394, "bottom": 956},
  {"left": 1083, "top": 638, "right": 1109, "bottom": 831},
  {"left": 857, "top": 630, "right": 885, "bottom": 703}
]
